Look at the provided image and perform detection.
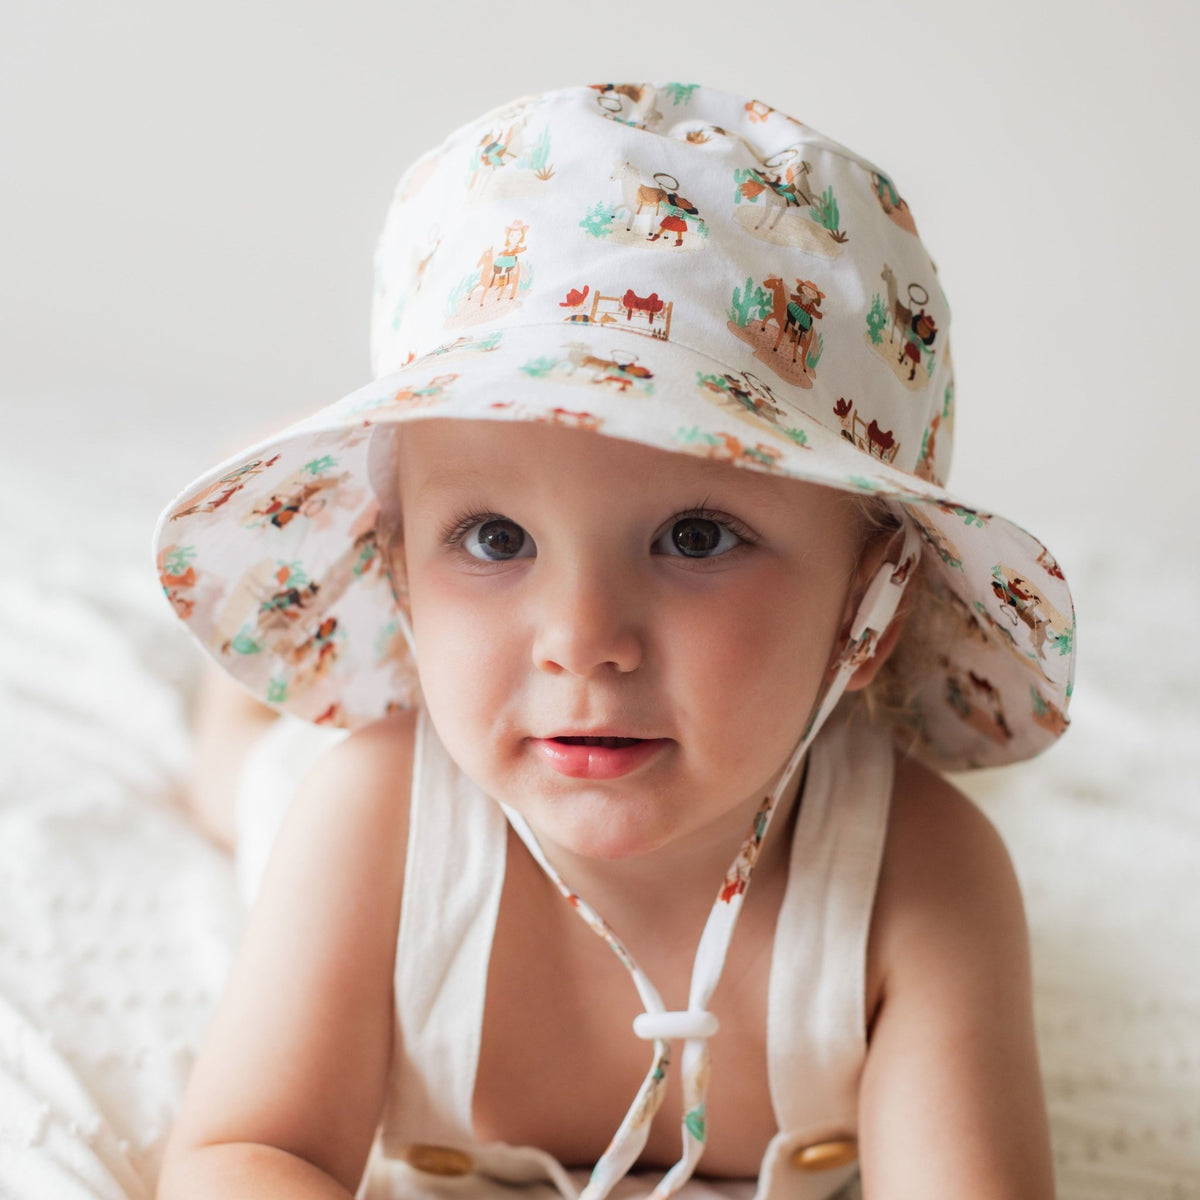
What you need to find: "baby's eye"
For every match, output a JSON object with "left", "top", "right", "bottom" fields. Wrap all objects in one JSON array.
[
  {"left": 462, "top": 517, "right": 534, "bottom": 561},
  {"left": 654, "top": 515, "right": 744, "bottom": 559}
]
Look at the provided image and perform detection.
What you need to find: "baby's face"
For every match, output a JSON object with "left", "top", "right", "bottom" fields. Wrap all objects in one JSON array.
[{"left": 395, "top": 419, "right": 870, "bottom": 863}]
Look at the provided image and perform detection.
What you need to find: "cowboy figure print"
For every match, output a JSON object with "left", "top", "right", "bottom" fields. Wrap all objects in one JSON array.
[
  {"left": 695, "top": 369, "right": 811, "bottom": 448},
  {"left": 580, "top": 162, "right": 707, "bottom": 251},
  {"left": 446, "top": 219, "right": 533, "bottom": 327},
  {"left": 727, "top": 274, "right": 826, "bottom": 388},
  {"left": 732, "top": 153, "right": 849, "bottom": 255},
  {"left": 519, "top": 342, "right": 655, "bottom": 396},
  {"left": 466, "top": 114, "right": 555, "bottom": 201},
  {"left": 865, "top": 265, "right": 938, "bottom": 390}
]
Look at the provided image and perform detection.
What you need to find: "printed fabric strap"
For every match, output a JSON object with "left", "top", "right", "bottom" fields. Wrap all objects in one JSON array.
[{"left": 502, "top": 519, "right": 923, "bottom": 1200}]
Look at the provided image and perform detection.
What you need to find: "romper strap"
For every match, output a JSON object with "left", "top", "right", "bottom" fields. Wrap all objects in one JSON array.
[
  {"left": 381, "top": 709, "right": 509, "bottom": 1151},
  {"left": 765, "top": 709, "right": 895, "bottom": 1135}
]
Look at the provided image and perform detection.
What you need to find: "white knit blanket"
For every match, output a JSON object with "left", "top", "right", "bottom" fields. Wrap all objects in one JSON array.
[{"left": 1, "top": 487, "right": 1197, "bottom": 1199}]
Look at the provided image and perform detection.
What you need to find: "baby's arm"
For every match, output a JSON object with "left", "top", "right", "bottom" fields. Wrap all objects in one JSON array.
[
  {"left": 187, "top": 664, "right": 279, "bottom": 850},
  {"left": 857, "top": 757, "right": 1055, "bottom": 1199},
  {"left": 156, "top": 711, "right": 417, "bottom": 1199}
]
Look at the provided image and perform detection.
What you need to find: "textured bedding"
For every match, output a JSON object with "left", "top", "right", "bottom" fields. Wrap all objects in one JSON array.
[{"left": 2, "top": 452, "right": 1197, "bottom": 1199}]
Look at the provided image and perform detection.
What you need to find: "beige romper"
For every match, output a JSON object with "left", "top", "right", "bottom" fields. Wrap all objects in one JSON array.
[{"left": 236, "top": 707, "right": 894, "bottom": 1200}]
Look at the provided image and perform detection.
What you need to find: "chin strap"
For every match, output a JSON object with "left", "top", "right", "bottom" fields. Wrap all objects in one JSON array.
[{"left": 503, "top": 517, "right": 921, "bottom": 1200}]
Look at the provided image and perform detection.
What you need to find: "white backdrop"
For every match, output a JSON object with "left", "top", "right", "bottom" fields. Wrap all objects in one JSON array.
[
  {"left": 4, "top": 0, "right": 1197, "bottom": 555},
  {"left": 2, "top": 4, "right": 1199, "bottom": 1197}
]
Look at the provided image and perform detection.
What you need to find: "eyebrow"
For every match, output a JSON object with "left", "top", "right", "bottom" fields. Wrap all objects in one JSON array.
[
  {"left": 411, "top": 468, "right": 478, "bottom": 493},
  {"left": 403, "top": 462, "right": 500, "bottom": 499},
  {"left": 399, "top": 440, "right": 816, "bottom": 516}
]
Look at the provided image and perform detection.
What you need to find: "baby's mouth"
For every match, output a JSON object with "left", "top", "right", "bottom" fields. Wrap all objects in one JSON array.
[
  {"left": 533, "top": 734, "right": 666, "bottom": 780},
  {"left": 552, "top": 736, "right": 643, "bottom": 748}
]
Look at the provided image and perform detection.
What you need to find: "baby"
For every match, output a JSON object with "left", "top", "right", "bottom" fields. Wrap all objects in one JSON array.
[{"left": 153, "top": 83, "right": 1075, "bottom": 1200}]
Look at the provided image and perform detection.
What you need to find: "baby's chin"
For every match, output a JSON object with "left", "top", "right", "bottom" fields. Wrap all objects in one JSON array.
[
  {"left": 448, "top": 739, "right": 767, "bottom": 865},
  {"left": 510, "top": 792, "right": 679, "bottom": 861},
  {"left": 516, "top": 786, "right": 763, "bottom": 875}
]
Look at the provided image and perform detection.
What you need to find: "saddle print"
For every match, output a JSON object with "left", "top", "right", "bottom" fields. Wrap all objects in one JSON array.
[
  {"left": 832, "top": 397, "right": 901, "bottom": 464},
  {"left": 559, "top": 281, "right": 674, "bottom": 340}
]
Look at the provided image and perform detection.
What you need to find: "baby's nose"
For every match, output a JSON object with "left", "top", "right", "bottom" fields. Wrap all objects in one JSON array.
[{"left": 530, "top": 564, "right": 643, "bottom": 677}]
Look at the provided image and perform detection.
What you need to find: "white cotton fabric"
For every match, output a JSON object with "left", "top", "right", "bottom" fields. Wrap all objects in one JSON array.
[{"left": 350, "top": 706, "right": 893, "bottom": 1200}]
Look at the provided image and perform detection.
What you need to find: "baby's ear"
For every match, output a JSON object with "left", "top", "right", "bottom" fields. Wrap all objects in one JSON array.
[
  {"left": 837, "top": 527, "right": 912, "bottom": 693},
  {"left": 844, "top": 605, "right": 907, "bottom": 692}
]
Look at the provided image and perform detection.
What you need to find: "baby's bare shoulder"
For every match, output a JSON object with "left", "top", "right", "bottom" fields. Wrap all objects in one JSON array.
[
  {"left": 297, "top": 709, "right": 419, "bottom": 823},
  {"left": 878, "top": 754, "right": 1022, "bottom": 930},
  {"left": 259, "top": 708, "right": 419, "bottom": 924},
  {"left": 867, "top": 752, "right": 1035, "bottom": 1056},
  {"left": 866, "top": 754, "right": 1030, "bottom": 1036},
  {"left": 857, "top": 761, "right": 1053, "bottom": 1191},
  {"left": 321, "top": 700, "right": 420, "bottom": 768}
]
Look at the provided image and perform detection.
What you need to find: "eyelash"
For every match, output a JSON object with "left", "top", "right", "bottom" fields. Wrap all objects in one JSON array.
[
  {"left": 440, "top": 508, "right": 506, "bottom": 547},
  {"left": 438, "top": 506, "right": 760, "bottom": 554},
  {"left": 664, "top": 506, "right": 759, "bottom": 549}
]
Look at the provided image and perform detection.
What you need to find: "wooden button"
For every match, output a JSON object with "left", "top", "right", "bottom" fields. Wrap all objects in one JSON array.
[
  {"left": 791, "top": 1138, "right": 858, "bottom": 1171},
  {"left": 399, "top": 1144, "right": 475, "bottom": 1176}
]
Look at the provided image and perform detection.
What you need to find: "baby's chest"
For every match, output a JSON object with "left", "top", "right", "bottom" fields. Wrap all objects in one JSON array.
[{"left": 471, "top": 870, "right": 781, "bottom": 1178}]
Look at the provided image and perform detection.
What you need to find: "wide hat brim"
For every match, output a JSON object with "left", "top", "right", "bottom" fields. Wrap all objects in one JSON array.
[{"left": 155, "top": 318, "right": 1074, "bottom": 771}]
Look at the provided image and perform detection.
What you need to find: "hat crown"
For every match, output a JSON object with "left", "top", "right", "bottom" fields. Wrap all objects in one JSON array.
[{"left": 370, "top": 83, "right": 954, "bottom": 486}]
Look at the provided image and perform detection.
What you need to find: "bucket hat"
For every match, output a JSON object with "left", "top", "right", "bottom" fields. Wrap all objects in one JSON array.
[{"left": 154, "top": 81, "right": 1075, "bottom": 773}]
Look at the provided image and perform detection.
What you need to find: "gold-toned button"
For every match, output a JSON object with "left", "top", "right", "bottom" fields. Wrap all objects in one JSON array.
[
  {"left": 791, "top": 1138, "right": 858, "bottom": 1171},
  {"left": 399, "top": 1144, "right": 475, "bottom": 1176}
]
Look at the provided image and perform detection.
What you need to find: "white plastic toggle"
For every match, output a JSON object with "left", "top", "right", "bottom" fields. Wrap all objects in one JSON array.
[{"left": 632, "top": 1010, "right": 720, "bottom": 1041}]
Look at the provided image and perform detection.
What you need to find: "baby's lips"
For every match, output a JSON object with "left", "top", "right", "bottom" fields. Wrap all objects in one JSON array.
[{"left": 530, "top": 736, "right": 669, "bottom": 780}]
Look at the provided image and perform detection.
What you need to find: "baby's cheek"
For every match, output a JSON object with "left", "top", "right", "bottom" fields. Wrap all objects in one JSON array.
[
  {"left": 711, "top": 611, "right": 832, "bottom": 744},
  {"left": 412, "top": 604, "right": 525, "bottom": 754},
  {"left": 418, "top": 630, "right": 493, "bottom": 715}
]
